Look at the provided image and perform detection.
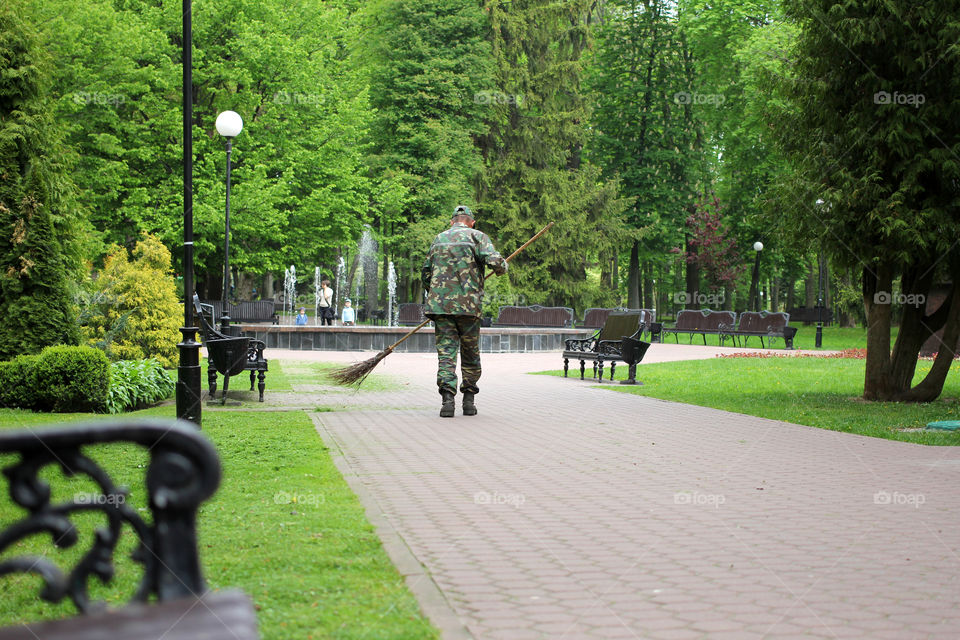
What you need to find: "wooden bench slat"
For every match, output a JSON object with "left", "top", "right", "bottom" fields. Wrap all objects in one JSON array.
[{"left": 0, "top": 590, "right": 258, "bottom": 640}]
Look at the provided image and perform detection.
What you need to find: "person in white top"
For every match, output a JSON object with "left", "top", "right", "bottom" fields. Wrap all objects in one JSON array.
[
  {"left": 341, "top": 299, "right": 356, "bottom": 325},
  {"left": 318, "top": 279, "right": 334, "bottom": 326}
]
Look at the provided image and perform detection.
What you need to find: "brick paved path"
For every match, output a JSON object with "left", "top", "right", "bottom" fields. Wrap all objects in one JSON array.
[{"left": 305, "top": 349, "right": 960, "bottom": 639}]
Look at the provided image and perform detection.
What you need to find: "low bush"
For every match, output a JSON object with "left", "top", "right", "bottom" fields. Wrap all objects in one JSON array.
[
  {"left": 106, "top": 359, "right": 175, "bottom": 414},
  {"left": 0, "top": 346, "right": 109, "bottom": 412},
  {"left": 32, "top": 346, "right": 110, "bottom": 412},
  {"left": 0, "top": 355, "right": 40, "bottom": 409}
]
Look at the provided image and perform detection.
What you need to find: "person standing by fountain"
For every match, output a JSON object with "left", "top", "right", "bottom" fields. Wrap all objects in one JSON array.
[
  {"left": 318, "top": 279, "right": 334, "bottom": 326},
  {"left": 295, "top": 307, "right": 308, "bottom": 325},
  {"left": 421, "top": 205, "right": 507, "bottom": 418},
  {"left": 341, "top": 299, "right": 356, "bottom": 326}
]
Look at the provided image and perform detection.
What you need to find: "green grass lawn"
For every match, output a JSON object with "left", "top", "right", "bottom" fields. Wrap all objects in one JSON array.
[
  {"left": 540, "top": 356, "right": 960, "bottom": 445},
  {"left": 655, "top": 323, "right": 886, "bottom": 351},
  {"left": 0, "top": 360, "right": 438, "bottom": 639}
]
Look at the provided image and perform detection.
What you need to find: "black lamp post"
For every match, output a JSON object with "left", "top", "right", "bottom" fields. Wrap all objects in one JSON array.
[
  {"left": 176, "top": 0, "right": 202, "bottom": 426},
  {"left": 814, "top": 199, "right": 825, "bottom": 348},
  {"left": 752, "top": 241, "right": 764, "bottom": 312},
  {"left": 215, "top": 111, "right": 243, "bottom": 334}
]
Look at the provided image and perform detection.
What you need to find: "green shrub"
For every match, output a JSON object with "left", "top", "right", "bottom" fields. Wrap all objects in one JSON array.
[
  {"left": 0, "top": 346, "right": 109, "bottom": 412},
  {"left": 106, "top": 359, "right": 175, "bottom": 414},
  {"left": 0, "top": 355, "right": 40, "bottom": 409},
  {"left": 32, "top": 346, "right": 110, "bottom": 412},
  {"left": 78, "top": 234, "right": 182, "bottom": 368}
]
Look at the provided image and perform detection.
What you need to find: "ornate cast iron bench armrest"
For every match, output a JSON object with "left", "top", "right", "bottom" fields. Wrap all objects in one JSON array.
[
  {"left": 0, "top": 419, "right": 259, "bottom": 639},
  {"left": 565, "top": 330, "right": 600, "bottom": 352}
]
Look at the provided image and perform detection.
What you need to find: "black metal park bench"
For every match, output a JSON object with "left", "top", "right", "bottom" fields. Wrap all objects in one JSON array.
[
  {"left": 194, "top": 295, "right": 268, "bottom": 404},
  {"left": 201, "top": 300, "right": 279, "bottom": 324},
  {"left": 661, "top": 309, "right": 736, "bottom": 345},
  {"left": 720, "top": 311, "right": 797, "bottom": 349},
  {"left": 563, "top": 311, "right": 651, "bottom": 383},
  {"left": 0, "top": 419, "right": 259, "bottom": 640},
  {"left": 397, "top": 303, "right": 427, "bottom": 326},
  {"left": 494, "top": 305, "right": 575, "bottom": 328}
]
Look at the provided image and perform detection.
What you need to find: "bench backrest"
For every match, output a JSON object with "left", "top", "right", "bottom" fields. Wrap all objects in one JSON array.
[
  {"left": 675, "top": 309, "right": 735, "bottom": 331},
  {"left": 495, "top": 305, "right": 575, "bottom": 328},
  {"left": 200, "top": 299, "right": 224, "bottom": 322},
  {"left": 597, "top": 312, "right": 642, "bottom": 342},
  {"left": 582, "top": 308, "right": 655, "bottom": 329},
  {"left": 233, "top": 300, "right": 276, "bottom": 323},
  {"left": 397, "top": 303, "right": 426, "bottom": 325},
  {"left": 0, "top": 419, "right": 221, "bottom": 612},
  {"left": 738, "top": 311, "right": 789, "bottom": 333},
  {"left": 194, "top": 295, "right": 222, "bottom": 342}
]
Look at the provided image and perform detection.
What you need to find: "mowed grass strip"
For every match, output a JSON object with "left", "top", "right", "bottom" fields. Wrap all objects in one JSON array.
[
  {"left": 538, "top": 356, "right": 960, "bottom": 445},
  {"left": 0, "top": 404, "right": 438, "bottom": 639},
  {"left": 653, "top": 323, "right": 889, "bottom": 351}
]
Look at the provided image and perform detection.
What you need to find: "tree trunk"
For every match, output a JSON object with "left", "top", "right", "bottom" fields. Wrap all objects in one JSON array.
[
  {"left": 823, "top": 260, "right": 831, "bottom": 318},
  {"left": 863, "top": 265, "right": 895, "bottom": 400},
  {"left": 771, "top": 275, "right": 780, "bottom": 312},
  {"left": 840, "top": 269, "right": 855, "bottom": 327},
  {"left": 897, "top": 261, "right": 960, "bottom": 401},
  {"left": 684, "top": 236, "right": 699, "bottom": 309},
  {"left": 262, "top": 272, "right": 275, "bottom": 300},
  {"left": 612, "top": 252, "right": 619, "bottom": 295},
  {"left": 805, "top": 259, "right": 816, "bottom": 308},
  {"left": 627, "top": 240, "right": 640, "bottom": 309},
  {"left": 643, "top": 261, "right": 653, "bottom": 309},
  {"left": 786, "top": 279, "right": 795, "bottom": 311}
]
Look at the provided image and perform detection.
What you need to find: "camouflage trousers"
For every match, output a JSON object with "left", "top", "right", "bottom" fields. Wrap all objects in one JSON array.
[{"left": 433, "top": 315, "right": 482, "bottom": 396}]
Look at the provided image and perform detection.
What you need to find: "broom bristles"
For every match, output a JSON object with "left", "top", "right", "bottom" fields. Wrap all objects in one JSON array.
[{"left": 328, "top": 347, "right": 392, "bottom": 387}]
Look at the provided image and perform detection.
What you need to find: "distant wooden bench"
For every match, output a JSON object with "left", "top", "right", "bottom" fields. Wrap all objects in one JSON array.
[
  {"left": 0, "top": 419, "right": 259, "bottom": 640},
  {"left": 397, "top": 303, "right": 426, "bottom": 326},
  {"left": 661, "top": 309, "right": 735, "bottom": 345},
  {"left": 494, "top": 305, "right": 575, "bottom": 328},
  {"left": 201, "top": 300, "right": 278, "bottom": 324},
  {"left": 195, "top": 295, "right": 268, "bottom": 403},
  {"left": 563, "top": 311, "right": 650, "bottom": 382},
  {"left": 721, "top": 311, "right": 796, "bottom": 349}
]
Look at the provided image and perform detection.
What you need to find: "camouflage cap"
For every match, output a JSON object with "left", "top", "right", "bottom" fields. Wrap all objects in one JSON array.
[{"left": 452, "top": 205, "right": 474, "bottom": 220}]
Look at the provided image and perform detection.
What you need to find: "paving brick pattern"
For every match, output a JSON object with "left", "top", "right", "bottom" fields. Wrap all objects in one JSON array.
[{"left": 308, "top": 350, "right": 960, "bottom": 639}]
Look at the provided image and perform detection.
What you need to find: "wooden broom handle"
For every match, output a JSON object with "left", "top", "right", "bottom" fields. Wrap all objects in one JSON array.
[{"left": 386, "top": 222, "right": 555, "bottom": 351}]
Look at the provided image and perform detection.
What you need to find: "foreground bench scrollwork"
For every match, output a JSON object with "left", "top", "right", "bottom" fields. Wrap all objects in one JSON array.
[{"left": 0, "top": 420, "right": 258, "bottom": 639}]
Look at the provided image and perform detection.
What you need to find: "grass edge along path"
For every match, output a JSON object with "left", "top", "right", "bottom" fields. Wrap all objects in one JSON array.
[
  {"left": 536, "top": 355, "right": 960, "bottom": 446},
  {"left": 0, "top": 407, "right": 440, "bottom": 640}
]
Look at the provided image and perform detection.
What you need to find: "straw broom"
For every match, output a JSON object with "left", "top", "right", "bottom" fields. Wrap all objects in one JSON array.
[{"left": 329, "top": 222, "right": 555, "bottom": 387}]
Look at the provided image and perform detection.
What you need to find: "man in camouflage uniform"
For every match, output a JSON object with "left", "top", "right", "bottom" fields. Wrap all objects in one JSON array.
[{"left": 421, "top": 206, "right": 507, "bottom": 417}]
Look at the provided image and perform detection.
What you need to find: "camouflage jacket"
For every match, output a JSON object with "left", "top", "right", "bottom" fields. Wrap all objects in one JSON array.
[{"left": 421, "top": 223, "right": 507, "bottom": 317}]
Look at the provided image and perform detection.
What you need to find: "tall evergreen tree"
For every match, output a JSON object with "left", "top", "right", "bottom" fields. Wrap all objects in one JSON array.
[
  {"left": 0, "top": 3, "right": 81, "bottom": 359},
  {"left": 479, "top": 0, "right": 628, "bottom": 309},
  {"left": 362, "top": 0, "right": 494, "bottom": 301},
  {"left": 587, "top": 0, "right": 703, "bottom": 308},
  {"left": 778, "top": 0, "right": 960, "bottom": 401}
]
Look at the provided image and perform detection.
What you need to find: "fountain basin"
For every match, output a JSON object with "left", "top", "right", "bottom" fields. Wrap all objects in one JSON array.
[{"left": 236, "top": 324, "right": 592, "bottom": 353}]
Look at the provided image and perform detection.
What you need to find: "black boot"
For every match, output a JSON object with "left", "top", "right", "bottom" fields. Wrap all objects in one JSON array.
[
  {"left": 440, "top": 391, "right": 455, "bottom": 418},
  {"left": 462, "top": 393, "right": 477, "bottom": 416}
]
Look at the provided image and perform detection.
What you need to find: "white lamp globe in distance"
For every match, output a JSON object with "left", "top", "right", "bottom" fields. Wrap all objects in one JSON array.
[
  {"left": 753, "top": 241, "right": 764, "bottom": 252},
  {"left": 215, "top": 111, "right": 243, "bottom": 137}
]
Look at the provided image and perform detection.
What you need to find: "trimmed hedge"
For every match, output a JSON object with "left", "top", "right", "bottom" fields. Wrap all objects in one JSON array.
[
  {"left": 106, "top": 359, "right": 175, "bottom": 414},
  {"left": 0, "top": 346, "right": 109, "bottom": 412},
  {"left": 0, "top": 355, "right": 39, "bottom": 409}
]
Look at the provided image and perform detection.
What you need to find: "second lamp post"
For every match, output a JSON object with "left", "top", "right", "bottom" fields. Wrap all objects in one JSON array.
[
  {"left": 752, "top": 241, "right": 764, "bottom": 312},
  {"left": 215, "top": 110, "right": 243, "bottom": 333}
]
